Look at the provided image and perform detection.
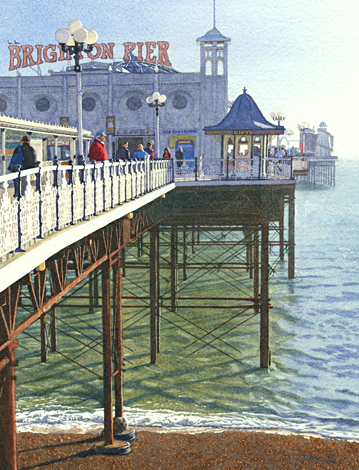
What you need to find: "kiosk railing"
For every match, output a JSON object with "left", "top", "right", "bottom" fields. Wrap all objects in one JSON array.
[
  {"left": 173, "top": 156, "right": 308, "bottom": 181},
  {"left": 0, "top": 158, "right": 173, "bottom": 259}
]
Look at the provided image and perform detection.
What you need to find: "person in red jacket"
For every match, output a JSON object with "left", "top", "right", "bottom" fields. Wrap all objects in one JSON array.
[
  {"left": 162, "top": 147, "right": 172, "bottom": 159},
  {"left": 89, "top": 132, "right": 108, "bottom": 161}
]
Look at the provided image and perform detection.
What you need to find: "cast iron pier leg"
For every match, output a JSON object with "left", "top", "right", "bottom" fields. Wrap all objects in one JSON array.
[
  {"left": 102, "top": 259, "right": 113, "bottom": 445},
  {"left": 150, "top": 228, "right": 158, "bottom": 364},
  {"left": 113, "top": 255, "right": 124, "bottom": 418},
  {"left": 288, "top": 189, "right": 295, "bottom": 279},
  {"left": 156, "top": 229, "right": 161, "bottom": 354},
  {"left": 170, "top": 226, "right": 178, "bottom": 313},
  {"left": 279, "top": 191, "right": 285, "bottom": 261},
  {"left": 260, "top": 195, "right": 270, "bottom": 368},
  {"left": 51, "top": 306, "right": 57, "bottom": 352}
]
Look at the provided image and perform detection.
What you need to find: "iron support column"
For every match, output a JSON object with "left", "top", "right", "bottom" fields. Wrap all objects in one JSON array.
[
  {"left": 170, "top": 226, "right": 178, "bottom": 313},
  {"left": 113, "top": 256, "right": 124, "bottom": 418},
  {"left": 279, "top": 191, "right": 285, "bottom": 261},
  {"left": 260, "top": 195, "right": 270, "bottom": 368},
  {"left": 288, "top": 189, "right": 295, "bottom": 279},
  {"left": 150, "top": 228, "right": 158, "bottom": 364},
  {"left": 0, "top": 340, "right": 18, "bottom": 470},
  {"left": 51, "top": 306, "right": 57, "bottom": 352},
  {"left": 254, "top": 229, "right": 259, "bottom": 315},
  {"left": 156, "top": 229, "right": 161, "bottom": 354},
  {"left": 183, "top": 227, "right": 188, "bottom": 281},
  {"left": 102, "top": 259, "right": 113, "bottom": 445}
]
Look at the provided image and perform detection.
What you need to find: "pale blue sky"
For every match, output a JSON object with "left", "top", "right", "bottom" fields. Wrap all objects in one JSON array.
[{"left": 0, "top": 0, "right": 358, "bottom": 156}]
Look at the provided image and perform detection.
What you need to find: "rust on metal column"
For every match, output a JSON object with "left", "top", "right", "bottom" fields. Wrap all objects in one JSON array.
[
  {"left": 183, "top": 226, "right": 188, "bottom": 281},
  {"left": 156, "top": 229, "right": 161, "bottom": 354},
  {"left": 0, "top": 340, "right": 18, "bottom": 470},
  {"left": 279, "top": 191, "right": 285, "bottom": 261},
  {"left": 253, "top": 229, "right": 259, "bottom": 315},
  {"left": 35, "top": 271, "right": 46, "bottom": 363},
  {"left": 51, "top": 306, "right": 57, "bottom": 352},
  {"left": 260, "top": 194, "right": 270, "bottom": 369},
  {"left": 170, "top": 225, "right": 178, "bottom": 313},
  {"left": 150, "top": 228, "right": 157, "bottom": 364},
  {"left": 113, "top": 256, "right": 124, "bottom": 418},
  {"left": 101, "top": 259, "right": 113, "bottom": 445},
  {"left": 288, "top": 188, "right": 295, "bottom": 279},
  {"left": 89, "top": 271, "right": 94, "bottom": 314}
]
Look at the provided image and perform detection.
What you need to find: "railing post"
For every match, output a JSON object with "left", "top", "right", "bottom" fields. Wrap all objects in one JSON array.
[
  {"left": 36, "top": 162, "right": 44, "bottom": 239},
  {"left": 82, "top": 161, "right": 87, "bottom": 221},
  {"left": 93, "top": 161, "right": 97, "bottom": 214},
  {"left": 102, "top": 161, "right": 106, "bottom": 212},
  {"left": 145, "top": 155, "right": 150, "bottom": 193},
  {"left": 55, "top": 161, "right": 60, "bottom": 231},
  {"left": 110, "top": 161, "right": 114, "bottom": 208},
  {"left": 172, "top": 157, "right": 175, "bottom": 182},
  {"left": 15, "top": 168, "right": 25, "bottom": 252},
  {"left": 70, "top": 160, "right": 75, "bottom": 225},
  {"left": 194, "top": 156, "right": 198, "bottom": 182}
]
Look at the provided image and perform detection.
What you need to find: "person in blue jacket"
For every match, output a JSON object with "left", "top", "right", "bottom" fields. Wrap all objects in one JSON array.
[{"left": 132, "top": 144, "right": 147, "bottom": 160}]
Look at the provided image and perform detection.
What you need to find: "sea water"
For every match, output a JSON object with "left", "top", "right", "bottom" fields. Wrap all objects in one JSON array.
[{"left": 15, "top": 159, "right": 359, "bottom": 439}]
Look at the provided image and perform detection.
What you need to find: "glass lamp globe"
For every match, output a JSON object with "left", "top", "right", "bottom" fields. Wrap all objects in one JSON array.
[
  {"left": 86, "top": 30, "right": 98, "bottom": 44},
  {"left": 73, "top": 28, "right": 88, "bottom": 43},
  {"left": 152, "top": 92, "right": 160, "bottom": 101},
  {"left": 158, "top": 94, "right": 167, "bottom": 104},
  {"left": 68, "top": 20, "right": 82, "bottom": 33},
  {"left": 55, "top": 28, "right": 71, "bottom": 44}
]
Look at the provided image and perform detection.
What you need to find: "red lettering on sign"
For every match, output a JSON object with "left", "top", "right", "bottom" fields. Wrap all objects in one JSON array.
[
  {"left": 57, "top": 45, "right": 71, "bottom": 61},
  {"left": 9, "top": 46, "right": 21, "bottom": 70},
  {"left": 21, "top": 45, "right": 36, "bottom": 68},
  {"left": 101, "top": 42, "right": 115, "bottom": 59},
  {"left": 87, "top": 43, "right": 102, "bottom": 60},
  {"left": 43, "top": 44, "right": 57, "bottom": 63},
  {"left": 145, "top": 42, "right": 156, "bottom": 64},
  {"left": 35, "top": 45, "right": 43, "bottom": 65},
  {"left": 123, "top": 42, "right": 136, "bottom": 60},
  {"left": 157, "top": 41, "right": 171, "bottom": 66},
  {"left": 136, "top": 42, "right": 144, "bottom": 61}
]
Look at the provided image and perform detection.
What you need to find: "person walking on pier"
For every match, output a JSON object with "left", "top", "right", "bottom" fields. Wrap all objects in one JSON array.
[
  {"left": 132, "top": 144, "right": 147, "bottom": 160},
  {"left": 115, "top": 140, "right": 131, "bottom": 161},
  {"left": 144, "top": 141, "right": 154, "bottom": 159},
  {"left": 10, "top": 135, "right": 36, "bottom": 197},
  {"left": 89, "top": 131, "right": 108, "bottom": 162},
  {"left": 162, "top": 147, "right": 172, "bottom": 159},
  {"left": 175, "top": 146, "right": 184, "bottom": 173}
]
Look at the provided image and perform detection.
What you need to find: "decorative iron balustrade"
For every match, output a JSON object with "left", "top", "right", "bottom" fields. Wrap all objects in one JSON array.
[
  {"left": 0, "top": 158, "right": 173, "bottom": 259},
  {"left": 173, "top": 156, "right": 308, "bottom": 182}
]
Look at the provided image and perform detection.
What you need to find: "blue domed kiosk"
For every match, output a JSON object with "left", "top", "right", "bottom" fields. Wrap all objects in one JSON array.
[{"left": 204, "top": 88, "right": 285, "bottom": 179}]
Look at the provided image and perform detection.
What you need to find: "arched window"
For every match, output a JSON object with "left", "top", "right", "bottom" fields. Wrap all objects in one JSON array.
[
  {"left": 217, "top": 60, "right": 224, "bottom": 75},
  {"left": 253, "top": 136, "right": 262, "bottom": 157},
  {"left": 226, "top": 137, "right": 233, "bottom": 159},
  {"left": 238, "top": 136, "right": 249, "bottom": 156},
  {"left": 205, "top": 61, "right": 212, "bottom": 76}
]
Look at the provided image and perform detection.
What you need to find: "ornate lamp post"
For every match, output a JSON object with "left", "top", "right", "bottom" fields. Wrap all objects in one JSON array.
[
  {"left": 270, "top": 108, "right": 286, "bottom": 148},
  {"left": 146, "top": 92, "right": 166, "bottom": 158},
  {"left": 55, "top": 21, "right": 98, "bottom": 162},
  {"left": 297, "top": 121, "right": 310, "bottom": 154}
]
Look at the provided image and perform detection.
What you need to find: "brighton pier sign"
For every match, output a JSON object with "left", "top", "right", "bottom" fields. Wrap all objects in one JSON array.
[{"left": 9, "top": 41, "right": 172, "bottom": 71}]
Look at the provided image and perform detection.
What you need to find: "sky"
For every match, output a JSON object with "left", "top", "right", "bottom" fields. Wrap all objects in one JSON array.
[{"left": 0, "top": 0, "right": 358, "bottom": 156}]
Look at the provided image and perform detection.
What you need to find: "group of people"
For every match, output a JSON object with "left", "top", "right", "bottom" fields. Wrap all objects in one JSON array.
[
  {"left": 9, "top": 131, "right": 186, "bottom": 197},
  {"left": 270, "top": 146, "right": 288, "bottom": 158}
]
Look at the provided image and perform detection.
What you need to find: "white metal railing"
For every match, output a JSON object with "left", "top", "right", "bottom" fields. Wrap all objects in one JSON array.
[
  {"left": 0, "top": 157, "right": 173, "bottom": 260},
  {"left": 173, "top": 156, "right": 308, "bottom": 181}
]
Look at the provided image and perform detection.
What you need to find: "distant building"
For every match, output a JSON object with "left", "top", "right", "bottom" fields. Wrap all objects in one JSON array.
[
  {"left": 298, "top": 123, "right": 334, "bottom": 157},
  {"left": 0, "top": 27, "right": 231, "bottom": 161}
]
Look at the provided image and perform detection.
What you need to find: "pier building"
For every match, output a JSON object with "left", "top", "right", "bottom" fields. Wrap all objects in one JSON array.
[{"left": 0, "top": 26, "right": 231, "bottom": 161}]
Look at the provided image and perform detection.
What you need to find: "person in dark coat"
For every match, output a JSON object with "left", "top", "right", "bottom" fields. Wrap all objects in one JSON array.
[
  {"left": 89, "top": 132, "right": 108, "bottom": 162},
  {"left": 175, "top": 146, "right": 184, "bottom": 173},
  {"left": 144, "top": 141, "right": 154, "bottom": 159},
  {"left": 13, "top": 135, "right": 36, "bottom": 197},
  {"left": 115, "top": 141, "right": 131, "bottom": 161}
]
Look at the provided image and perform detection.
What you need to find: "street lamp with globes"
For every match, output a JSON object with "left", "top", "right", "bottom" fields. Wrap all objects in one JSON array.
[
  {"left": 146, "top": 92, "right": 166, "bottom": 158},
  {"left": 270, "top": 108, "right": 286, "bottom": 148},
  {"left": 55, "top": 21, "right": 98, "bottom": 162}
]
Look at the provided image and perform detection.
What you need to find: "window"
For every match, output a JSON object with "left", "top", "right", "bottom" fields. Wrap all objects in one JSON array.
[
  {"left": 82, "top": 97, "right": 96, "bottom": 112},
  {"left": 126, "top": 96, "right": 142, "bottom": 111},
  {"left": 238, "top": 136, "right": 249, "bottom": 156},
  {"left": 217, "top": 60, "right": 224, "bottom": 75},
  {"left": 36, "top": 98, "right": 50, "bottom": 112},
  {"left": 205, "top": 61, "right": 212, "bottom": 76},
  {"left": 0, "top": 98, "right": 7, "bottom": 112},
  {"left": 172, "top": 95, "right": 187, "bottom": 110},
  {"left": 253, "top": 137, "right": 262, "bottom": 157}
]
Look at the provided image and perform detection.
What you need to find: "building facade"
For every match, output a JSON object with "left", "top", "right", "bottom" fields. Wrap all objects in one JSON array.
[{"left": 0, "top": 27, "right": 231, "bottom": 161}]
